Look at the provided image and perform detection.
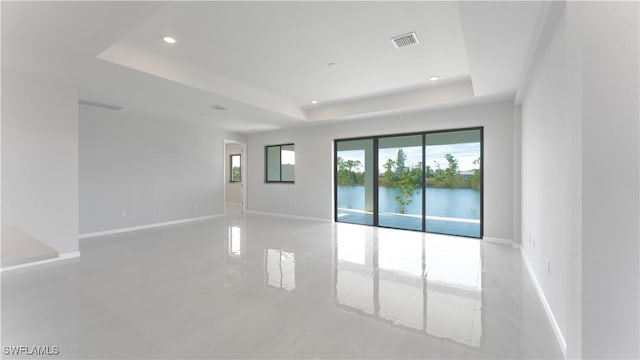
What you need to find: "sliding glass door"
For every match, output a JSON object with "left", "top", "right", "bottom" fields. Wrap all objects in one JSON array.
[
  {"left": 378, "top": 135, "right": 423, "bottom": 231},
  {"left": 335, "top": 139, "right": 374, "bottom": 225},
  {"left": 335, "top": 127, "right": 482, "bottom": 238},
  {"left": 425, "top": 129, "right": 482, "bottom": 238}
]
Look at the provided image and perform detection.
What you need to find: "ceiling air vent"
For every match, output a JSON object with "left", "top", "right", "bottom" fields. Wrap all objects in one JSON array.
[
  {"left": 79, "top": 99, "right": 123, "bottom": 111},
  {"left": 390, "top": 31, "right": 419, "bottom": 49}
]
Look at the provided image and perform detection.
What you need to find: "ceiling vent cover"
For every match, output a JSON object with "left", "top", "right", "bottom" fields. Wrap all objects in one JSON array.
[
  {"left": 79, "top": 99, "right": 123, "bottom": 111},
  {"left": 390, "top": 31, "right": 419, "bottom": 49}
]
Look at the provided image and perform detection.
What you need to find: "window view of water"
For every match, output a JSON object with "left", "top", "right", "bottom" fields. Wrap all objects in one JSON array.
[
  {"left": 337, "top": 186, "right": 480, "bottom": 219},
  {"left": 335, "top": 128, "right": 482, "bottom": 238}
]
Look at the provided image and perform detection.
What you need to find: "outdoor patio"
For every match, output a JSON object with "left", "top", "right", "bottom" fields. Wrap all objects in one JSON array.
[{"left": 336, "top": 208, "right": 480, "bottom": 238}]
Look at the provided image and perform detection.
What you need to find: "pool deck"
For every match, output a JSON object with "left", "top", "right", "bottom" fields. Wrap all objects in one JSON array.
[{"left": 337, "top": 208, "right": 480, "bottom": 238}]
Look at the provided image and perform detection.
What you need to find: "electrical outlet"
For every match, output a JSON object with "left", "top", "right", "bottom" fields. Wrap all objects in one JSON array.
[
  {"left": 121, "top": 209, "right": 127, "bottom": 217},
  {"left": 546, "top": 258, "right": 551, "bottom": 274}
]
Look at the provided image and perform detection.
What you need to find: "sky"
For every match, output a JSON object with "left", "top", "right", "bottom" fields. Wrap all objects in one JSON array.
[
  {"left": 337, "top": 142, "right": 480, "bottom": 173},
  {"left": 282, "top": 149, "right": 295, "bottom": 165}
]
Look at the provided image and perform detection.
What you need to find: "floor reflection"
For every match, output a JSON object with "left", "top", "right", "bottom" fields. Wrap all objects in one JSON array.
[
  {"left": 225, "top": 225, "right": 246, "bottom": 288},
  {"left": 265, "top": 249, "right": 296, "bottom": 291},
  {"left": 334, "top": 223, "right": 482, "bottom": 347},
  {"left": 228, "top": 225, "right": 242, "bottom": 257}
]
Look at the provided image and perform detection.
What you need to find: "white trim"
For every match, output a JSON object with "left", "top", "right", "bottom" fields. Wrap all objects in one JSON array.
[
  {"left": 79, "top": 214, "right": 223, "bottom": 239},
  {"left": 482, "top": 236, "right": 513, "bottom": 246},
  {"left": 245, "top": 210, "right": 330, "bottom": 223},
  {"left": 520, "top": 247, "right": 568, "bottom": 358},
  {"left": 1, "top": 251, "right": 81, "bottom": 272}
]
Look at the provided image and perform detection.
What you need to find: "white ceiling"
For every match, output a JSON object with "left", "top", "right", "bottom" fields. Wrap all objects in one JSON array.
[
  {"left": 2, "top": 1, "right": 547, "bottom": 133},
  {"left": 458, "top": 1, "right": 544, "bottom": 96},
  {"left": 116, "top": 2, "right": 470, "bottom": 106}
]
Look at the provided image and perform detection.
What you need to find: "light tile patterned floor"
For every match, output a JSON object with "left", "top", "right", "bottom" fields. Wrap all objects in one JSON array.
[{"left": 1, "top": 208, "right": 562, "bottom": 359}]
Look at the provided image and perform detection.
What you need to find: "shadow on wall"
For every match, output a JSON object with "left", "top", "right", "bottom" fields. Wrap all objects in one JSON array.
[{"left": 1, "top": 225, "right": 58, "bottom": 268}]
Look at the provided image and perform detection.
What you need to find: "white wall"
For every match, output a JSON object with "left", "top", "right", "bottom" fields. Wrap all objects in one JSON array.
[
  {"left": 512, "top": 105, "right": 522, "bottom": 245},
  {"left": 79, "top": 106, "right": 244, "bottom": 234},
  {"left": 1, "top": 71, "right": 79, "bottom": 255},
  {"left": 225, "top": 143, "right": 242, "bottom": 204},
  {"left": 574, "top": 2, "right": 639, "bottom": 358},
  {"left": 520, "top": 9, "right": 573, "bottom": 351},
  {"left": 248, "top": 100, "right": 515, "bottom": 240},
  {"left": 520, "top": 2, "right": 639, "bottom": 358}
]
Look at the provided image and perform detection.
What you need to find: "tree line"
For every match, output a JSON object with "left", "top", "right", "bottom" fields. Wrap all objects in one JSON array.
[{"left": 337, "top": 150, "right": 481, "bottom": 214}]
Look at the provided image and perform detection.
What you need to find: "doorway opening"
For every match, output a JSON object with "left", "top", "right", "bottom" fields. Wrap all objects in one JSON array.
[{"left": 224, "top": 140, "right": 247, "bottom": 213}]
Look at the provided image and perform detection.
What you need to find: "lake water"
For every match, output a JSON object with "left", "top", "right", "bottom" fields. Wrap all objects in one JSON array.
[{"left": 337, "top": 185, "right": 480, "bottom": 220}]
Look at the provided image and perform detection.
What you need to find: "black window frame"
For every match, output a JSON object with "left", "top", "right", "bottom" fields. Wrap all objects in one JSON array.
[
  {"left": 265, "top": 143, "right": 295, "bottom": 183},
  {"left": 229, "top": 154, "right": 241, "bottom": 183},
  {"left": 333, "top": 126, "right": 483, "bottom": 239}
]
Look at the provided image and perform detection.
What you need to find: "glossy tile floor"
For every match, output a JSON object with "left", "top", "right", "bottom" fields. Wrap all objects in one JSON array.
[{"left": 1, "top": 208, "right": 563, "bottom": 359}]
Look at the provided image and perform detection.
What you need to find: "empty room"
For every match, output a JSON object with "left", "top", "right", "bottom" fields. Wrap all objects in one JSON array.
[{"left": 1, "top": 1, "right": 638, "bottom": 359}]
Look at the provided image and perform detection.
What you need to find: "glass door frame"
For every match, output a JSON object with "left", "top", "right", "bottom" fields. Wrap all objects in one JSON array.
[{"left": 333, "top": 126, "right": 484, "bottom": 239}]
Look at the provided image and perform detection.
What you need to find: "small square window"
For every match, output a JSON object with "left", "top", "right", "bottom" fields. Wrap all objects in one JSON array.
[{"left": 265, "top": 144, "right": 295, "bottom": 183}]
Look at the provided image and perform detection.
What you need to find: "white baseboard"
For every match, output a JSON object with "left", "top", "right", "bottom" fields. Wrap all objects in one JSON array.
[
  {"left": 482, "top": 236, "right": 514, "bottom": 246},
  {"left": 520, "top": 247, "right": 567, "bottom": 358},
  {"left": 79, "top": 214, "right": 224, "bottom": 239},
  {"left": 1, "top": 251, "right": 81, "bottom": 272},
  {"left": 245, "top": 210, "right": 330, "bottom": 223}
]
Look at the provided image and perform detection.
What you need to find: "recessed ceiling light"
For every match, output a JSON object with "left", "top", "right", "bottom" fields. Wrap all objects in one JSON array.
[
  {"left": 429, "top": 75, "right": 440, "bottom": 81},
  {"left": 163, "top": 36, "right": 177, "bottom": 44},
  {"left": 211, "top": 104, "right": 228, "bottom": 111},
  {"left": 328, "top": 62, "right": 337, "bottom": 67},
  {"left": 311, "top": 100, "right": 318, "bottom": 104}
]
